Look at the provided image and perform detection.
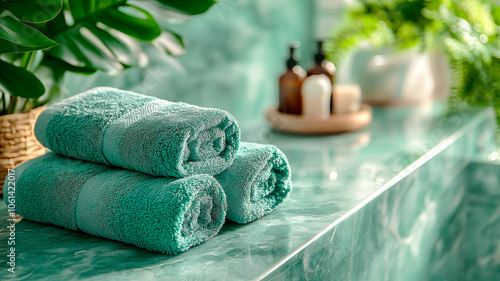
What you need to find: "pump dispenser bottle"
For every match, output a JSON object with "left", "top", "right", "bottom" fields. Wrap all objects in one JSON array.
[
  {"left": 307, "top": 40, "right": 336, "bottom": 112},
  {"left": 279, "top": 44, "right": 306, "bottom": 115}
]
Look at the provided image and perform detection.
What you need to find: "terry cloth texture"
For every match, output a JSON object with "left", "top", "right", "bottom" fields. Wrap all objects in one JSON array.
[
  {"left": 3, "top": 153, "right": 227, "bottom": 254},
  {"left": 215, "top": 142, "right": 292, "bottom": 224},
  {"left": 34, "top": 87, "right": 240, "bottom": 178}
]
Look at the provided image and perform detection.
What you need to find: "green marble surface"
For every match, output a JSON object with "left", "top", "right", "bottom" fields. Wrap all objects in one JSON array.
[
  {"left": 465, "top": 161, "right": 500, "bottom": 281},
  {"left": 0, "top": 104, "right": 497, "bottom": 280}
]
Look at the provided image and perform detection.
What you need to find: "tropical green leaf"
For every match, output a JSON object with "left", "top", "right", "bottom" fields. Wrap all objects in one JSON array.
[
  {"left": 86, "top": 25, "right": 143, "bottom": 66},
  {"left": 42, "top": 0, "right": 211, "bottom": 73},
  {"left": 0, "top": 59, "right": 45, "bottom": 98},
  {"left": 156, "top": 0, "right": 216, "bottom": 15},
  {"left": 4, "top": 0, "right": 63, "bottom": 23},
  {"left": 0, "top": 16, "right": 56, "bottom": 53},
  {"left": 47, "top": 27, "right": 123, "bottom": 74},
  {"left": 46, "top": 21, "right": 150, "bottom": 73},
  {"left": 66, "top": 0, "right": 124, "bottom": 21},
  {"left": 32, "top": 57, "right": 71, "bottom": 107},
  {"left": 45, "top": 1, "right": 161, "bottom": 73},
  {"left": 0, "top": 38, "right": 49, "bottom": 53},
  {"left": 0, "top": 0, "right": 217, "bottom": 114},
  {"left": 42, "top": 55, "right": 97, "bottom": 74},
  {"left": 153, "top": 30, "right": 186, "bottom": 56},
  {"left": 40, "top": 8, "right": 68, "bottom": 37},
  {"left": 99, "top": 5, "right": 162, "bottom": 41}
]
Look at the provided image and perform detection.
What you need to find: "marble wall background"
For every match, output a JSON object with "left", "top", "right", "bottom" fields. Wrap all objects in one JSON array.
[
  {"left": 62, "top": 0, "right": 359, "bottom": 126},
  {"left": 466, "top": 161, "right": 500, "bottom": 281},
  {"left": 64, "top": 0, "right": 325, "bottom": 125}
]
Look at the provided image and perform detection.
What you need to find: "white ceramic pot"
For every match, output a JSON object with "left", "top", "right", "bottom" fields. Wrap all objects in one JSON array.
[{"left": 349, "top": 48, "right": 449, "bottom": 106}]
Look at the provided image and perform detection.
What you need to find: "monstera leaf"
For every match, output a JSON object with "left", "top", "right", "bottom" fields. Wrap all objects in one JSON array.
[
  {"left": 42, "top": 0, "right": 203, "bottom": 75},
  {"left": 4, "top": 0, "right": 62, "bottom": 23},
  {"left": 156, "top": 0, "right": 217, "bottom": 15},
  {"left": 43, "top": 0, "right": 156, "bottom": 74}
]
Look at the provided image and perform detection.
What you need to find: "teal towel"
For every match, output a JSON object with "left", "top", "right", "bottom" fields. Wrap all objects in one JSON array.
[
  {"left": 34, "top": 87, "right": 240, "bottom": 178},
  {"left": 3, "top": 153, "right": 227, "bottom": 254},
  {"left": 215, "top": 142, "right": 292, "bottom": 224}
]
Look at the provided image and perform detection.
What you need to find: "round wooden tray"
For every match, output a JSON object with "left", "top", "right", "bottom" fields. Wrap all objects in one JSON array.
[{"left": 265, "top": 104, "right": 372, "bottom": 135}]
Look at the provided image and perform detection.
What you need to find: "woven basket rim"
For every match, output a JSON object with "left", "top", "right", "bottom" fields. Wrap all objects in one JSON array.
[
  {"left": 0, "top": 105, "right": 46, "bottom": 120},
  {"left": 0, "top": 104, "right": 47, "bottom": 190}
]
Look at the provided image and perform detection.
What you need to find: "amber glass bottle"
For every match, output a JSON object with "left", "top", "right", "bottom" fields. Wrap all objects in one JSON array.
[
  {"left": 279, "top": 45, "right": 306, "bottom": 115},
  {"left": 307, "top": 41, "right": 336, "bottom": 113}
]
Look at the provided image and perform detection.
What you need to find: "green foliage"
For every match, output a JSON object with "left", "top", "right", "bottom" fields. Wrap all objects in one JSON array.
[
  {"left": 0, "top": 16, "right": 56, "bottom": 53},
  {"left": 328, "top": 0, "right": 500, "bottom": 141},
  {"left": 44, "top": 1, "right": 163, "bottom": 75},
  {"left": 156, "top": 0, "right": 217, "bottom": 15},
  {"left": 0, "top": 0, "right": 61, "bottom": 54},
  {"left": 5, "top": 0, "right": 62, "bottom": 23},
  {"left": 0, "top": 0, "right": 216, "bottom": 115},
  {"left": 0, "top": 59, "right": 44, "bottom": 99}
]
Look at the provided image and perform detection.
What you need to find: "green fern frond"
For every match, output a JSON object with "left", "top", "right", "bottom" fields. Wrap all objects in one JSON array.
[{"left": 325, "top": 14, "right": 382, "bottom": 65}]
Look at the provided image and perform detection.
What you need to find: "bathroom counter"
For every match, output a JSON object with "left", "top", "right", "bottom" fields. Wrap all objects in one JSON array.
[{"left": 0, "top": 103, "right": 498, "bottom": 280}]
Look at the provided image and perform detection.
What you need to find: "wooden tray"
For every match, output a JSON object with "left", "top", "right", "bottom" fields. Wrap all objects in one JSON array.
[{"left": 265, "top": 104, "right": 372, "bottom": 135}]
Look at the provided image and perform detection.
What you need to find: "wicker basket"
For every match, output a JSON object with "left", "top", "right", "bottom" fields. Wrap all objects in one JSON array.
[{"left": 0, "top": 106, "right": 46, "bottom": 194}]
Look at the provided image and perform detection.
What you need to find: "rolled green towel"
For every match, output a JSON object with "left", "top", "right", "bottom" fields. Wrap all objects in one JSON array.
[
  {"left": 34, "top": 87, "right": 240, "bottom": 178},
  {"left": 215, "top": 142, "right": 292, "bottom": 224},
  {"left": 3, "top": 153, "right": 227, "bottom": 254}
]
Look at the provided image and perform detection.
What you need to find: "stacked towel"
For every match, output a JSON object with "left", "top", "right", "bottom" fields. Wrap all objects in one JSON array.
[
  {"left": 3, "top": 87, "right": 293, "bottom": 253},
  {"left": 216, "top": 142, "right": 292, "bottom": 224},
  {"left": 34, "top": 87, "right": 240, "bottom": 178},
  {"left": 4, "top": 153, "right": 227, "bottom": 254}
]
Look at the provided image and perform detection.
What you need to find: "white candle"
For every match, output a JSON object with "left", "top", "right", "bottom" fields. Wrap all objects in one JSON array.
[
  {"left": 301, "top": 75, "right": 332, "bottom": 119},
  {"left": 333, "top": 84, "right": 361, "bottom": 114}
]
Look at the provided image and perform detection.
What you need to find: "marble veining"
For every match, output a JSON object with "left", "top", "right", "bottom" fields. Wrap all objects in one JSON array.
[
  {"left": 465, "top": 161, "right": 500, "bottom": 281},
  {"left": 0, "top": 104, "right": 497, "bottom": 280}
]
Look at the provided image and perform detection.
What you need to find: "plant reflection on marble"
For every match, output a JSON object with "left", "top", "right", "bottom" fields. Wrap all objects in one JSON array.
[{"left": 0, "top": 105, "right": 497, "bottom": 281}]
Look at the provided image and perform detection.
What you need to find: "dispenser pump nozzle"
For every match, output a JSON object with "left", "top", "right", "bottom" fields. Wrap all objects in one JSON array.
[
  {"left": 286, "top": 43, "right": 300, "bottom": 69},
  {"left": 314, "top": 40, "right": 326, "bottom": 64}
]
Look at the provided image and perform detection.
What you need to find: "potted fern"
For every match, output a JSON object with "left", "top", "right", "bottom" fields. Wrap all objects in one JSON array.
[
  {"left": 0, "top": 0, "right": 216, "bottom": 188},
  {"left": 327, "top": 0, "right": 500, "bottom": 121}
]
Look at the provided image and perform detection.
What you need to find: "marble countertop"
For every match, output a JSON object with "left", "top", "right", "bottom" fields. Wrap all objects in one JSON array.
[{"left": 0, "top": 103, "right": 497, "bottom": 280}]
